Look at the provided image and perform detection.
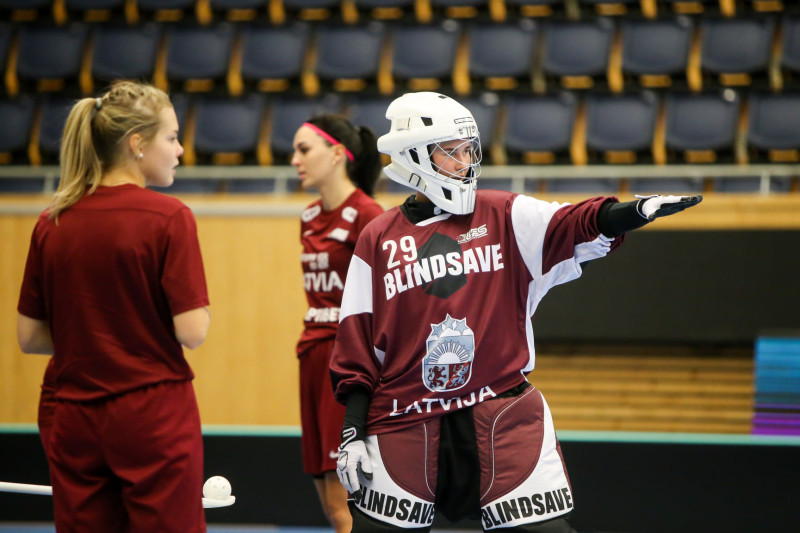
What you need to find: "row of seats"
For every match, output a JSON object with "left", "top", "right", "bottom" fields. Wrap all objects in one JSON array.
[
  {"left": 3, "top": 89, "right": 799, "bottom": 168},
  {"left": 3, "top": 14, "right": 800, "bottom": 99},
  {"left": 0, "top": 0, "right": 792, "bottom": 26}
]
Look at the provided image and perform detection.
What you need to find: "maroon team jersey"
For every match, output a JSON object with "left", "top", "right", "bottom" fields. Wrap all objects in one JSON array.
[
  {"left": 18, "top": 184, "right": 209, "bottom": 401},
  {"left": 330, "top": 190, "right": 623, "bottom": 434},
  {"left": 297, "top": 188, "right": 384, "bottom": 354}
]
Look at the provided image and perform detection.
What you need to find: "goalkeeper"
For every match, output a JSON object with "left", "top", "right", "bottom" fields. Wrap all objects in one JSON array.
[{"left": 331, "top": 92, "right": 702, "bottom": 532}]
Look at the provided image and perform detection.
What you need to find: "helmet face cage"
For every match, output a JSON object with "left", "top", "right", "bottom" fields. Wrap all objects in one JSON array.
[{"left": 428, "top": 137, "right": 482, "bottom": 183}]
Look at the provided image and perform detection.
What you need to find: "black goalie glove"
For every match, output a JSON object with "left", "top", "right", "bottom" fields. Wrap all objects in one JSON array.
[
  {"left": 635, "top": 194, "right": 703, "bottom": 222},
  {"left": 336, "top": 426, "right": 373, "bottom": 500}
]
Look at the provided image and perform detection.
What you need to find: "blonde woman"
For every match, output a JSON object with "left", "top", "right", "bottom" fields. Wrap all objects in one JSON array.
[{"left": 17, "top": 81, "right": 210, "bottom": 533}]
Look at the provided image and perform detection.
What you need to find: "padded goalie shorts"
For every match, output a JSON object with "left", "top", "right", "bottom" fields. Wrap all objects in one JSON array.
[{"left": 349, "top": 384, "right": 574, "bottom": 530}]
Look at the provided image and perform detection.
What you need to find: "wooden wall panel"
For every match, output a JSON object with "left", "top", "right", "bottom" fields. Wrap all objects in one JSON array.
[
  {"left": 191, "top": 216, "right": 306, "bottom": 425},
  {"left": 0, "top": 214, "right": 51, "bottom": 424}
]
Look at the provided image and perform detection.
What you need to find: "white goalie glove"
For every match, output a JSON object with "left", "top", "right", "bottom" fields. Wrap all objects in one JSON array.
[
  {"left": 336, "top": 427, "right": 373, "bottom": 498},
  {"left": 636, "top": 194, "right": 703, "bottom": 222}
]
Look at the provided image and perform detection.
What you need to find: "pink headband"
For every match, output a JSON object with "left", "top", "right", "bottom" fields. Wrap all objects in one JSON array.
[{"left": 303, "top": 122, "right": 355, "bottom": 162}]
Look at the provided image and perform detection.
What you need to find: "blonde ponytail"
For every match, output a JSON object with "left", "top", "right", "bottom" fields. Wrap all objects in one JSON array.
[
  {"left": 47, "top": 81, "right": 172, "bottom": 221},
  {"left": 48, "top": 98, "right": 104, "bottom": 220}
]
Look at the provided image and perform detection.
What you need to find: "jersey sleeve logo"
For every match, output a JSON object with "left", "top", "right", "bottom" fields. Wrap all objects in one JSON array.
[
  {"left": 302, "top": 205, "right": 321, "bottom": 222},
  {"left": 327, "top": 228, "right": 350, "bottom": 242},
  {"left": 342, "top": 206, "right": 358, "bottom": 223},
  {"left": 422, "top": 315, "right": 474, "bottom": 393}
]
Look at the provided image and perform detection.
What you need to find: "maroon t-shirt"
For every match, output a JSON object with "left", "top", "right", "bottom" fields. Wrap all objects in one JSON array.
[
  {"left": 18, "top": 184, "right": 209, "bottom": 401},
  {"left": 331, "top": 190, "right": 622, "bottom": 434},
  {"left": 296, "top": 188, "right": 383, "bottom": 354}
]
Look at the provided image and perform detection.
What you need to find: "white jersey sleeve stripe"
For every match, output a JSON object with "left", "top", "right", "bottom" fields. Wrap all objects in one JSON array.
[
  {"left": 510, "top": 195, "right": 567, "bottom": 280},
  {"left": 339, "top": 254, "right": 373, "bottom": 321}
]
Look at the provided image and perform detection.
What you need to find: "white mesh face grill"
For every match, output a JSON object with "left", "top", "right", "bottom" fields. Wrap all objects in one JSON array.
[{"left": 429, "top": 137, "right": 482, "bottom": 182}]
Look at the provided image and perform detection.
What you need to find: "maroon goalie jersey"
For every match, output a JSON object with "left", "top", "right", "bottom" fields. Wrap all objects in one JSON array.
[
  {"left": 330, "top": 190, "right": 623, "bottom": 434},
  {"left": 297, "top": 188, "right": 384, "bottom": 353}
]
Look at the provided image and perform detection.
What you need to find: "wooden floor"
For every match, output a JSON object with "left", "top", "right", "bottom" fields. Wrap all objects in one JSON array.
[{"left": 530, "top": 344, "right": 755, "bottom": 434}]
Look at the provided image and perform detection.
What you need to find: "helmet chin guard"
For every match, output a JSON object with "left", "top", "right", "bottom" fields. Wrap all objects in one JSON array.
[{"left": 377, "top": 92, "right": 481, "bottom": 215}]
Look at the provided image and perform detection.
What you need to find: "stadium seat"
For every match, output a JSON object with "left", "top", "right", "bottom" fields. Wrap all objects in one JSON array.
[
  {"left": 579, "top": 0, "right": 642, "bottom": 17},
  {"left": 428, "top": 0, "right": 494, "bottom": 20},
  {"left": 0, "top": 23, "right": 12, "bottom": 94},
  {"left": 266, "top": 95, "right": 342, "bottom": 165},
  {"left": 0, "top": 95, "right": 36, "bottom": 165},
  {"left": 136, "top": 0, "right": 197, "bottom": 22},
  {"left": 34, "top": 95, "right": 73, "bottom": 165},
  {"left": 158, "top": 23, "right": 236, "bottom": 93},
  {"left": 278, "top": 0, "right": 341, "bottom": 22},
  {"left": 208, "top": 0, "right": 270, "bottom": 22},
  {"left": 238, "top": 22, "right": 310, "bottom": 94},
  {"left": 64, "top": 0, "right": 127, "bottom": 22},
  {"left": 584, "top": 90, "right": 659, "bottom": 164},
  {"left": 0, "top": 0, "right": 58, "bottom": 23},
  {"left": 171, "top": 92, "right": 191, "bottom": 140},
  {"left": 460, "top": 92, "right": 501, "bottom": 158},
  {"left": 778, "top": 14, "right": 800, "bottom": 90},
  {"left": 11, "top": 23, "right": 88, "bottom": 96},
  {"left": 502, "top": 91, "right": 578, "bottom": 165},
  {"left": 662, "top": 89, "right": 740, "bottom": 164},
  {"left": 541, "top": 17, "right": 615, "bottom": 90},
  {"left": 138, "top": 91, "right": 203, "bottom": 189},
  {"left": 696, "top": 16, "right": 775, "bottom": 90},
  {"left": 348, "top": 0, "right": 415, "bottom": 22},
  {"left": 460, "top": 93, "right": 503, "bottom": 187},
  {"left": 660, "top": 0, "right": 720, "bottom": 16},
  {"left": 505, "top": 0, "right": 564, "bottom": 18},
  {"left": 308, "top": 22, "right": 385, "bottom": 96},
  {"left": 620, "top": 16, "right": 693, "bottom": 90},
  {"left": 189, "top": 93, "right": 267, "bottom": 167},
  {"left": 382, "top": 20, "right": 461, "bottom": 95},
  {"left": 748, "top": 0, "right": 784, "bottom": 12},
  {"left": 460, "top": 19, "right": 538, "bottom": 94},
  {"left": 86, "top": 23, "right": 162, "bottom": 95},
  {"left": 746, "top": 91, "right": 800, "bottom": 163},
  {"left": 342, "top": 95, "right": 394, "bottom": 139}
]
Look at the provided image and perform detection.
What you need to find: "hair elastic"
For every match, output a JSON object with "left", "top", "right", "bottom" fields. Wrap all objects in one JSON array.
[
  {"left": 303, "top": 122, "right": 354, "bottom": 162},
  {"left": 95, "top": 98, "right": 102, "bottom": 109}
]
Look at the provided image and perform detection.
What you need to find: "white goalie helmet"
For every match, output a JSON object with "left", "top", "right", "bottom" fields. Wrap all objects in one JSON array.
[{"left": 377, "top": 92, "right": 482, "bottom": 215}]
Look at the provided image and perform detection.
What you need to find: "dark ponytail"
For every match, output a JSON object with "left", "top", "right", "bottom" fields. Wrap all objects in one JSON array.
[
  {"left": 351, "top": 126, "right": 381, "bottom": 197},
  {"left": 305, "top": 115, "right": 382, "bottom": 197}
]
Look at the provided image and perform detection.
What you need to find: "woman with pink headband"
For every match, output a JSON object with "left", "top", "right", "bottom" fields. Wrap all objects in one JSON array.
[{"left": 291, "top": 114, "right": 384, "bottom": 533}]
